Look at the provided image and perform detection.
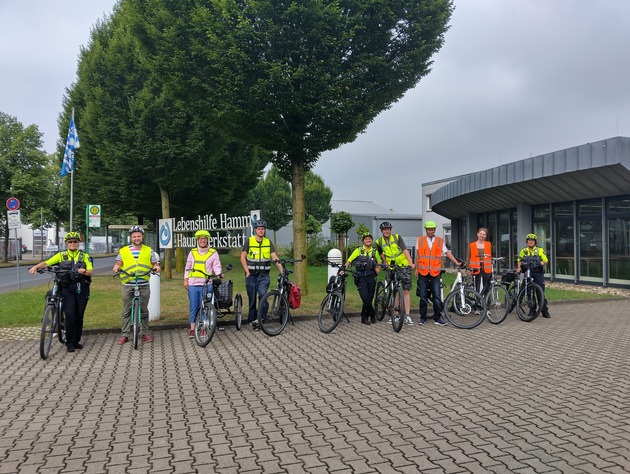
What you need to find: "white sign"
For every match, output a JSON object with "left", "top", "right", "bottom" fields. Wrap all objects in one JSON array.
[
  {"left": 7, "top": 210, "right": 21, "bottom": 229},
  {"left": 88, "top": 204, "right": 101, "bottom": 228},
  {"left": 159, "top": 218, "right": 174, "bottom": 249}
]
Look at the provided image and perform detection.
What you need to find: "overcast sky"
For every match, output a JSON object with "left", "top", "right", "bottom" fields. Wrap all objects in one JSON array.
[{"left": 2, "top": 1, "right": 629, "bottom": 215}]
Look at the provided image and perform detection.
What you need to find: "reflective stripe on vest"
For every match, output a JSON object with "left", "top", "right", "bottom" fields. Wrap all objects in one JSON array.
[
  {"left": 469, "top": 241, "right": 492, "bottom": 274},
  {"left": 416, "top": 236, "right": 443, "bottom": 277},
  {"left": 377, "top": 234, "right": 407, "bottom": 267},
  {"left": 119, "top": 245, "right": 153, "bottom": 284},
  {"left": 188, "top": 248, "right": 216, "bottom": 279},
  {"left": 246, "top": 236, "right": 272, "bottom": 272}
]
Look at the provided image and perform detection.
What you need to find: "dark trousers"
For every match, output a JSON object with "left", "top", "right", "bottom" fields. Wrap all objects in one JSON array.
[
  {"left": 60, "top": 283, "right": 90, "bottom": 347},
  {"left": 418, "top": 275, "right": 443, "bottom": 320},
  {"left": 356, "top": 276, "right": 376, "bottom": 318},
  {"left": 245, "top": 272, "right": 271, "bottom": 322},
  {"left": 531, "top": 272, "right": 549, "bottom": 314}
]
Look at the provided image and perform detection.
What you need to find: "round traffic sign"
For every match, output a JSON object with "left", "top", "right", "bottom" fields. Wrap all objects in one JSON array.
[{"left": 6, "top": 197, "right": 20, "bottom": 210}]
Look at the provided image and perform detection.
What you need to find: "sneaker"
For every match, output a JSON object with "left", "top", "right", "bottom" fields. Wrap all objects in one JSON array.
[
  {"left": 66, "top": 345, "right": 75, "bottom": 353},
  {"left": 419, "top": 318, "right": 427, "bottom": 326},
  {"left": 404, "top": 315, "right": 414, "bottom": 326},
  {"left": 542, "top": 312, "right": 551, "bottom": 319},
  {"left": 474, "top": 310, "right": 481, "bottom": 315},
  {"left": 142, "top": 334, "right": 154, "bottom": 342},
  {"left": 74, "top": 343, "right": 84, "bottom": 350},
  {"left": 251, "top": 321, "right": 260, "bottom": 331},
  {"left": 188, "top": 329, "right": 195, "bottom": 339},
  {"left": 434, "top": 318, "right": 447, "bottom": 326},
  {"left": 387, "top": 317, "right": 393, "bottom": 324},
  {"left": 117, "top": 336, "right": 128, "bottom": 345}
]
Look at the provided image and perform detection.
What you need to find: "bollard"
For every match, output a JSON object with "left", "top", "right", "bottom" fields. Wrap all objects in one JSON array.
[
  {"left": 327, "top": 248, "right": 343, "bottom": 282},
  {"left": 148, "top": 273, "right": 161, "bottom": 321}
]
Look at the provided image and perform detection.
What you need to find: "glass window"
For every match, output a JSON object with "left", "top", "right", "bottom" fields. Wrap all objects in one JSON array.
[
  {"left": 608, "top": 197, "right": 630, "bottom": 281},
  {"left": 554, "top": 203, "right": 574, "bottom": 277}
]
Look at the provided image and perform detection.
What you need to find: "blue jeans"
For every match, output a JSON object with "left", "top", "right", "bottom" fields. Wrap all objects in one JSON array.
[
  {"left": 245, "top": 272, "right": 271, "bottom": 322},
  {"left": 188, "top": 284, "right": 212, "bottom": 324},
  {"left": 418, "top": 275, "right": 443, "bottom": 320}
]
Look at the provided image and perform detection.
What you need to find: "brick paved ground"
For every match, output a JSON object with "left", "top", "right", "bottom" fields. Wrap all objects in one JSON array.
[{"left": 0, "top": 300, "right": 629, "bottom": 473}]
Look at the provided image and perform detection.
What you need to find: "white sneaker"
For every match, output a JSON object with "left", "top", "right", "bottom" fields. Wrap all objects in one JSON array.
[
  {"left": 404, "top": 315, "right": 414, "bottom": 326},
  {"left": 387, "top": 317, "right": 393, "bottom": 324}
]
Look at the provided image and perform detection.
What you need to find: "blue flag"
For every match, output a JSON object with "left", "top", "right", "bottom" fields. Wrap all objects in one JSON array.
[{"left": 60, "top": 117, "right": 80, "bottom": 177}]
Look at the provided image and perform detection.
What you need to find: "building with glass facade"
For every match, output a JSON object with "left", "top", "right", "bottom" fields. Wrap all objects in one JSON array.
[{"left": 423, "top": 136, "right": 630, "bottom": 287}]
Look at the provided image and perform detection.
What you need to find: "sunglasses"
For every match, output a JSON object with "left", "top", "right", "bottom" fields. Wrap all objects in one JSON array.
[{"left": 66, "top": 240, "right": 79, "bottom": 244}]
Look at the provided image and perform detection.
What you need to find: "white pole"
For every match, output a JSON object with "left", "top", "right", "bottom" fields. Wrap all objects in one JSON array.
[{"left": 69, "top": 109, "right": 75, "bottom": 231}]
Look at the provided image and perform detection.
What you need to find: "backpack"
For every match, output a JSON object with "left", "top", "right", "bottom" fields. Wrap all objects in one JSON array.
[{"left": 287, "top": 282, "right": 302, "bottom": 309}]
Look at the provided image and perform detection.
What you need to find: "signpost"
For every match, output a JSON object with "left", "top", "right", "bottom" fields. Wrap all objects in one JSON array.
[
  {"left": 6, "top": 197, "right": 21, "bottom": 289},
  {"left": 86, "top": 204, "right": 101, "bottom": 252}
]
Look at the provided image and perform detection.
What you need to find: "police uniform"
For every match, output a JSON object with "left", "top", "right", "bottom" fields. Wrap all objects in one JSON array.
[{"left": 347, "top": 244, "right": 382, "bottom": 323}]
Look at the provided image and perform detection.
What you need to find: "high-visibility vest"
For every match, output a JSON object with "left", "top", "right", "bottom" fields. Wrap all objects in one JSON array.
[
  {"left": 245, "top": 236, "right": 272, "bottom": 272},
  {"left": 188, "top": 248, "right": 217, "bottom": 279},
  {"left": 416, "top": 236, "right": 444, "bottom": 277},
  {"left": 376, "top": 234, "right": 408, "bottom": 267},
  {"left": 119, "top": 245, "right": 153, "bottom": 284},
  {"left": 469, "top": 241, "right": 492, "bottom": 274}
]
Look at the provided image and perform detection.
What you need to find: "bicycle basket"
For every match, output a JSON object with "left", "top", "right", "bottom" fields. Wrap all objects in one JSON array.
[
  {"left": 216, "top": 280, "right": 233, "bottom": 309},
  {"left": 501, "top": 270, "right": 517, "bottom": 284}
]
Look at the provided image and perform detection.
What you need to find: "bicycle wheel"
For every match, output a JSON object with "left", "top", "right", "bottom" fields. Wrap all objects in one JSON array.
[
  {"left": 374, "top": 281, "right": 387, "bottom": 321},
  {"left": 506, "top": 284, "right": 517, "bottom": 313},
  {"left": 132, "top": 299, "right": 140, "bottom": 349},
  {"left": 516, "top": 283, "right": 544, "bottom": 322},
  {"left": 389, "top": 286, "right": 405, "bottom": 333},
  {"left": 318, "top": 290, "right": 344, "bottom": 334},
  {"left": 40, "top": 304, "right": 56, "bottom": 360},
  {"left": 258, "top": 290, "right": 289, "bottom": 336},
  {"left": 234, "top": 294, "right": 243, "bottom": 331},
  {"left": 194, "top": 304, "right": 217, "bottom": 347},
  {"left": 57, "top": 301, "right": 66, "bottom": 344},
  {"left": 485, "top": 284, "right": 510, "bottom": 324},
  {"left": 444, "top": 288, "right": 486, "bottom": 329}
]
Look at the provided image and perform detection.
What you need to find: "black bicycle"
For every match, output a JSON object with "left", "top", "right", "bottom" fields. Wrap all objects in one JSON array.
[
  {"left": 38, "top": 266, "right": 72, "bottom": 359},
  {"left": 318, "top": 260, "right": 352, "bottom": 333},
  {"left": 193, "top": 264, "right": 236, "bottom": 347},
  {"left": 115, "top": 268, "right": 159, "bottom": 349},
  {"left": 515, "top": 256, "right": 545, "bottom": 322},
  {"left": 257, "top": 255, "right": 305, "bottom": 337},
  {"left": 374, "top": 262, "right": 406, "bottom": 333}
]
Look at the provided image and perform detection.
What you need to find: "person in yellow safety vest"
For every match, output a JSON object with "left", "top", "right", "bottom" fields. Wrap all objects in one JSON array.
[
  {"left": 345, "top": 232, "right": 383, "bottom": 325},
  {"left": 29, "top": 231, "right": 93, "bottom": 353},
  {"left": 375, "top": 222, "right": 415, "bottom": 326},
  {"left": 468, "top": 227, "right": 492, "bottom": 294},
  {"left": 240, "top": 220, "right": 283, "bottom": 330},
  {"left": 517, "top": 233, "right": 550, "bottom": 318},
  {"left": 112, "top": 225, "right": 161, "bottom": 344},
  {"left": 184, "top": 229, "right": 223, "bottom": 339},
  {"left": 416, "top": 221, "right": 462, "bottom": 326}
]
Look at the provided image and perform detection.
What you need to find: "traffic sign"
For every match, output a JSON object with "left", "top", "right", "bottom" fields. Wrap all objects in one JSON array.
[
  {"left": 6, "top": 197, "right": 20, "bottom": 210},
  {"left": 7, "top": 210, "right": 21, "bottom": 229},
  {"left": 88, "top": 204, "right": 101, "bottom": 228}
]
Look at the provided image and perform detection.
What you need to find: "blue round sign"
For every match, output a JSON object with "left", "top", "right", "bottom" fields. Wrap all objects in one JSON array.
[{"left": 6, "top": 197, "right": 20, "bottom": 210}]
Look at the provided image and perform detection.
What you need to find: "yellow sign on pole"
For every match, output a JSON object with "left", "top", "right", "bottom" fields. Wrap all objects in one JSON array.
[{"left": 88, "top": 204, "right": 101, "bottom": 228}]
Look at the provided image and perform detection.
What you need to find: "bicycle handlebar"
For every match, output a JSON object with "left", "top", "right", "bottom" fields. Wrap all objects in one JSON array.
[
  {"left": 274, "top": 254, "right": 306, "bottom": 266},
  {"left": 37, "top": 266, "right": 76, "bottom": 275},
  {"left": 114, "top": 268, "right": 160, "bottom": 278}
]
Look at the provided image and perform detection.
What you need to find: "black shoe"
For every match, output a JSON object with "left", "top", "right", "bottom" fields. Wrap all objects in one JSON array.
[
  {"left": 370, "top": 316, "right": 376, "bottom": 324},
  {"left": 542, "top": 312, "right": 551, "bottom": 319},
  {"left": 74, "top": 343, "right": 84, "bottom": 349},
  {"left": 67, "top": 345, "right": 75, "bottom": 353},
  {"left": 250, "top": 321, "right": 260, "bottom": 331},
  {"left": 361, "top": 318, "right": 371, "bottom": 325}
]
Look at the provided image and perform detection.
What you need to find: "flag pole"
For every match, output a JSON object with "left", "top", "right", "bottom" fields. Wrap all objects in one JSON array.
[{"left": 69, "top": 108, "right": 75, "bottom": 231}]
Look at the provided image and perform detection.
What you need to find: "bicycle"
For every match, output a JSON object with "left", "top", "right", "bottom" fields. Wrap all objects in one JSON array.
[
  {"left": 443, "top": 261, "right": 487, "bottom": 329},
  {"left": 115, "top": 268, "right": 159, "bottom": 349},
  {"left": 193, "top": 264, "right": 238, "bottom": 347},
  {"left": 477, "top": 257, "right": 510, "bottom": 324},
  {"left": 514, "top": 256, "right": 545, "bottom": 322},
  {"left": 37, "top": 266, "right": 72, "bottom": 359},
  {"left": 257, "top": 255, "right": 305, "bottom": 337},
  {"left": 374, "top": 262, "right": 407, "bottom": 333},
  {"left": 318, "top": 260, "right": 352, "bottom": 334}
]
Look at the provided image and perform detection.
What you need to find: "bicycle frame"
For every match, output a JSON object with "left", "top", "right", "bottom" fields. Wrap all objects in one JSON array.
[
  {"left": 318, "top": 261, "right": 351, "bottom": 333},
  {"left": 116, "top": 268, "right": 155, "bottom": 349},
  {"left": 38, "top": 266, "right": 72, "bottom": 359}
]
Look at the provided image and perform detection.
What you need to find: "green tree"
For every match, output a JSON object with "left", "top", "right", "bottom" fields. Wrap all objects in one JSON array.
[
  {"left": 64, "top": 4, "right": 268, "bottom": 277},
  {"left": 0, "top": 112, "right": 52, "bottom": 261},
  {"left": 331, "top": 211, "right": 354, "bottom": 260},
  {"left": 189, "top": 0, "right": 453, "bottom": 290},
  {"left": 305, "top": 171, "right": 333, "bottom": 224}
]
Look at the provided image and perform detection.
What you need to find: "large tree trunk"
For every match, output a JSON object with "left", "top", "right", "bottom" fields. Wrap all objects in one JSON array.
[
  {"left": 159, "top": 185, "right": 172, "bottom": 279},
  {"left": 291, "top": 158, "right": 307, "bottom": 293}
]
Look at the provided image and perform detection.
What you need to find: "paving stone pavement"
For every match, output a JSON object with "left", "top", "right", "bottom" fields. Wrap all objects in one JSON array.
[{"left": 0, "top": 300, "right": 629, "bottom": 473}]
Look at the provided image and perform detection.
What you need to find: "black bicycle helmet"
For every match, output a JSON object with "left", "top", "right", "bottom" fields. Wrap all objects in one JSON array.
[
  {"left": 379, "top": 221, "right": 392, "bottom": 230},
  {"left": 129, "top": 225, "right": 144, "bottom": 234},
  {"left": 254, "top": 220, "right": 267, "bottom": 229}
]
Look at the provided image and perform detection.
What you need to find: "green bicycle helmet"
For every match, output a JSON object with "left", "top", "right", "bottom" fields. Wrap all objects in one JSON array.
[
  {"left": 525, "top": 233, "right": 538, "bottom": 241},
  {"left": 64, "top": 231, "right": 80, "bottom": 242},
  {"left": 424, "top": 220, "right": 437, "bottom": 229},
  {"left": 194, "top": 229, "right": 211, "bottom": 239}
]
